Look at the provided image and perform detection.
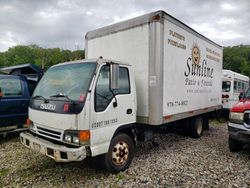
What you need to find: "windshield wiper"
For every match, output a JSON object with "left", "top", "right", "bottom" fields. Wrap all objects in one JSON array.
[
  {"left": 50, "top": 94, "right": 75, "bottom": 104},
  {"left": 32, "top": 95, "right": 48, "bottom": 102}
]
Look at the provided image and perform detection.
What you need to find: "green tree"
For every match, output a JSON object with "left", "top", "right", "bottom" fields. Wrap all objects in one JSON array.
[
  {"left": 4, "top": 45, "right": 35, "bottom": 66},
  {"left": 0, "top": 44, "right": 86, "bottom": 69},
  {"left": 223, "top": 45, "right": 250, "bottom": 77},
  {"left": 72, "top": 50, "right": 85, "bottom": 60}
]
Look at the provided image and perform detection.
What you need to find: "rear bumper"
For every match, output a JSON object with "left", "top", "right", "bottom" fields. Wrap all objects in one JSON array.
[
  {"left": 20, "top": 132, "right": 87, "bottom": 162},
  {"left": 228, "top": 122, "right": 250, "bottom": 143}
]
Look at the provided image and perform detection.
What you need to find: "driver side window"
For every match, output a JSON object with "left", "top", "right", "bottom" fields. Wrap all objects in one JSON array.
[{"left": 95, "top": 65, "right": 113, "bottom": 112}]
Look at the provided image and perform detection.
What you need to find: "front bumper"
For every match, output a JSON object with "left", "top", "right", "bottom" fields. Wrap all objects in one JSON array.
[
  {"left": 20, "top": 132, "right": 87, "bottom": 162},
  {"left": 228, "top": 122, "right": 250, "bottom": 143}
]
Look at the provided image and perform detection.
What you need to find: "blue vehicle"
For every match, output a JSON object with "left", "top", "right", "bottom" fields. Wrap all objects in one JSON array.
[{"left": 0, "top": 64, "right": 43, "bottom": 134}]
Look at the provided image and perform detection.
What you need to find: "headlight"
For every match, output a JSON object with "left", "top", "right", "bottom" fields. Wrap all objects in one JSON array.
[
  {"left": 28, "top": 120, "right": 37, "bottom": 132},
  {"left": 243, "top": 113, "right": 250, "bottom": 129},
  {"left": 229, "top": 112, "right": 244, "bottom": 124},
  {"left": 65, "top": 135, "right": 72, "bottom": 142},
  {"left": 63, "top": 130, "right": 90, "bottom": 145},
  {"left": 72, "top": 136, "right": 80, "bottom": 144}
]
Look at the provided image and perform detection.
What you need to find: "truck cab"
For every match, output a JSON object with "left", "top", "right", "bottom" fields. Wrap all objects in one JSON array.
[
  {"left": 228, "top": 87, "right": 250, "bottom": 151},
  {"left": 0, "top": 64, "right": 43, "bottom": 133},
  {"left": 20, "top": 59, "right": 137, "bottom": 173}
]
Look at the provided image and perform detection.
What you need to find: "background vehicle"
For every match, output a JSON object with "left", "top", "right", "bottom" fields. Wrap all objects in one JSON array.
[
  {"left": 0, "top": 64, "right": 43, "bottom": 134},
  {"left": 222, "top": 69, "right": 249, "bottom": 113},
  {"left": 228, "top": 87, "right": 250, "bottom": 152},
  {"left": 20, "top": 10, "right": 222, "bottom": 173}
]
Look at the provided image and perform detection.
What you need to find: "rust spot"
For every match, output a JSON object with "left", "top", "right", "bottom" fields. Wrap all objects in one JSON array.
[{"left": 164, "top": 115, "right": 172, "bottom": 120}]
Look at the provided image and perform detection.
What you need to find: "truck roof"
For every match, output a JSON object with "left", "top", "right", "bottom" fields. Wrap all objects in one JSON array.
[
  {"left": 222, "top": 69, "right": 249, "bottom": 80},
  {"left": 86, "top": 10, "right": 222, "bottom": 49},
  {"left": 52, "top": 58, "right": 131, "bottom": 68}
]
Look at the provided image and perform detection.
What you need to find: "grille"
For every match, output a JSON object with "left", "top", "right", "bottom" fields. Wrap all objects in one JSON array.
[{"left": 37, "top": 126, "right": 62, "bottom": 140}]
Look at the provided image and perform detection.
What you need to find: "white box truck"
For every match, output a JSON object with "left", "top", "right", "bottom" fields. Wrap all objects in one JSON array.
[{"left": 20, "top": 10, "right": 222, "bottom": 173}]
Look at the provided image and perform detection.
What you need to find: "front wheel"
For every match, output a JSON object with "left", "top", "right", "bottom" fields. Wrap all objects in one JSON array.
[
  {"left": 104, "top": 133, "right": 135, "bottom": 173},
  {"left": 229, "top": 136, "right": 244, "bottom": 152}
]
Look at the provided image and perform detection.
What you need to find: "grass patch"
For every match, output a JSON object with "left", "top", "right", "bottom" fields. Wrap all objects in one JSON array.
[
  {"left": 0, "top": 168, "right": 10, "bottom": 177},
  {"left": 116, "top": 172, "right": 125, "bottom": 180},
  {"left": 211, "top": 118, "right": 228, "bottom": 124}
]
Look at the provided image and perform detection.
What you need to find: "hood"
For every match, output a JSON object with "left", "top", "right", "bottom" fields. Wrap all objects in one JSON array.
[{"left": 231, "top": 100, "right": 250, "bottom": 113}]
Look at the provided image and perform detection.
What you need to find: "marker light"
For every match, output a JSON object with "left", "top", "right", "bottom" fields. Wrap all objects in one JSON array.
[
  {"left": 79, "top": 130, "right": 90, "bottom": 142},
  {"left": 25, "top": 118, "right": 31, "bottom": 128},
  {"left": 64, "top": 103, "right": 69, "bottom": 112},
  {"left": 26, "top": 119, "right": 31, "bottom": 126},
  {"left": 222, "top": 94, "right": 229, "bottom": 98}
]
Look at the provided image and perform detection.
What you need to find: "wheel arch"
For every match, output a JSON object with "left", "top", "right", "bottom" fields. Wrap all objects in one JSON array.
[{"left": 112, "top": 123, "right": 137, "bottom": 144}]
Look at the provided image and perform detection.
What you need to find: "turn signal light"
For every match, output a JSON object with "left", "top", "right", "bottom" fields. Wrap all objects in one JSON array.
[
  {"left": 79, "top": 130, "right": 90, "bottom": 142},
  {"left": 25, "top": 118, "right": 31, "bottom": 128}
]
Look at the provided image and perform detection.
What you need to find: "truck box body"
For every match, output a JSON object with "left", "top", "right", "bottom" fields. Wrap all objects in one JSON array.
[{"left": 86, "top": 10, "right": 223, "bottom": 125}]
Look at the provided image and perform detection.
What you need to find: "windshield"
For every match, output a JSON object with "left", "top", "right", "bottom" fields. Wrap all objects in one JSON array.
[
  {"left": 33, "top": 63, "right": 96, "bottom": 101},
  {"left": 244, "top": 87, "right": 250, "bottom": 99},
  {"left": 222, "top": 81, "right": 231, "bottom": 92}
]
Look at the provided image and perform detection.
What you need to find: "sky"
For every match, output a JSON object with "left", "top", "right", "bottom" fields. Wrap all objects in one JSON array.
[{"left": 0, "top": 0, "right": 250, "bottom": 52}]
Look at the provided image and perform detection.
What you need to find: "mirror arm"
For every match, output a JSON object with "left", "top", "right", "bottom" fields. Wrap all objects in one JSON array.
[{"left": 111, "top": 89, "right": 118, "bottom": 108}]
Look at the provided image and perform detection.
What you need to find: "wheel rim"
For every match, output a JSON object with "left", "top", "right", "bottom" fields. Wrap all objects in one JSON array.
[
  {"left": 197, "top": 119, "right": 202, "bottom": 135},
  {"left": 112, "top": 141, "right": 129, "bottom": 166}
]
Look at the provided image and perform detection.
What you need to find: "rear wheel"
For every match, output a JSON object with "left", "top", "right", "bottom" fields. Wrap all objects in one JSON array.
[
  {"left": 202, "top": 115, "right": 209, "bottom": 130},
  {"left": 229, "top": 136, "right": 244, "bottom": 152},
  {"left": 104, "top": 133, "right": 135, "bottom": 173},
  {"left": 189, "top": 116, "right": 203, "bottom": 138}
]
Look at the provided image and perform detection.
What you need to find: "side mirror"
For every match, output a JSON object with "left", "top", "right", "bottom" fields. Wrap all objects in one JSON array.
[{"left": 110, "top": 63, "right": 119, "bottom": 90}]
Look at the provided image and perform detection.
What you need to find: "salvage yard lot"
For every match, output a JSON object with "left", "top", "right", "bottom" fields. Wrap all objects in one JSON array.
[{"left": 1, "top": 121, "right": 250, "bottom": 187}]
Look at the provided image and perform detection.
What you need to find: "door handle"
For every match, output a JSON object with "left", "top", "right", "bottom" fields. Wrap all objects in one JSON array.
[{"left": 126, "top": 109, "right": 132, "bottom": 114}]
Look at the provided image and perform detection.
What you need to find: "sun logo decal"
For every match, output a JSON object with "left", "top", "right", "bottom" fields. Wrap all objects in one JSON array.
[{"left": 191, "top": 44, "right": 200, "bottom": 65}]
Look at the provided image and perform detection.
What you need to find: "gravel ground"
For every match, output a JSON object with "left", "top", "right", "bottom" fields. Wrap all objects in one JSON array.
[{"left": 1, "top": 120, "right": 250, "bottom": 188}]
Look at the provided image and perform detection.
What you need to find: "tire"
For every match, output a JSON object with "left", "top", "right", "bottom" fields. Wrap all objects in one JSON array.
[
  {"left": 228, "top": 136, "right": 244, "bottom": 152},
  {"left": 202, "top": 115, "right": 209, "bottom": 130},
  {"left": 189, "top": 116, "right": 203, "bottom": 138},
  {"left": 104, "top": 133, "right": 135, "bottom": 173}
]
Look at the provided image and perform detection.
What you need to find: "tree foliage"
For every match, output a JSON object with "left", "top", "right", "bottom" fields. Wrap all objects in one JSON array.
[
  {"left": 0, "top": 45, "right": 85, "bottom": 70},
  {"left": 223, "top": 45, "right": 250, "bottom": 77}
]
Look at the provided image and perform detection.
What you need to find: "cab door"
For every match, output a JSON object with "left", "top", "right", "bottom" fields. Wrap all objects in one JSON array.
[
  {"left": 0, "top": 76, "right": 29, "bottom": 127},
  {"left": 89, "top": 64, "right": 136, "bottom": 156}
]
